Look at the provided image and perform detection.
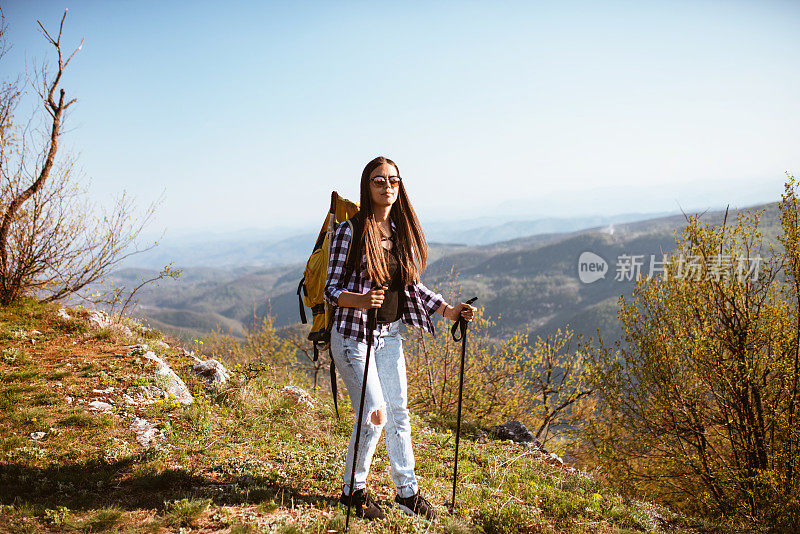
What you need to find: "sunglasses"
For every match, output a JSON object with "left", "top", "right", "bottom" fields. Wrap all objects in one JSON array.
[{"left": 370, "top": 175, "right": 402, "bottom": 188}]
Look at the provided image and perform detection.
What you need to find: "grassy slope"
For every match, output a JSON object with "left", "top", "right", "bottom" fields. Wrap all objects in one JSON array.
[{"left": 0, "top": 300, "right": 722, "bottom": 533}]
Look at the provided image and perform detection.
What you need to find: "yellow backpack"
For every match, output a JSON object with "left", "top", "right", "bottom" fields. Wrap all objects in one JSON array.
[{"left": 296, "top": 191, "right": 359, "bottom": 415}]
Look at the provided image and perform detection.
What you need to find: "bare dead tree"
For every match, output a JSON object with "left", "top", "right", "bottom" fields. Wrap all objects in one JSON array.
[{"left": 0, "top": 9, "right": 158, "bottom": 305}]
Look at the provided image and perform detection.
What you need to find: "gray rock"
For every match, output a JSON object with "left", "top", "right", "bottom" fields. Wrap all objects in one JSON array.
[
  {"left": 126, "top": 384, "right": 166, "bottom": 405},
  {"left": 282, "top": 385, "right": 315, "bottom": 408},
  {"left": 89, "top": 400, "right": 114, "bottom": 412},
  {"left": 142, "top": 351, "right": 193, "bottom": 404},
  {"left": 191, "top": 358, "right": 231, "bottom": 386},
  {"left": 30, "top": 432, "right": 46, "bottom": 440},
  {"left": 490, "top": 421, "right": 536, "bottom": 444},
  {"left": 129, "top": 416, "right": 163, "bottom": 447},
  {"left": 87, "top": 310, "right": 111, "bottom": 331}
]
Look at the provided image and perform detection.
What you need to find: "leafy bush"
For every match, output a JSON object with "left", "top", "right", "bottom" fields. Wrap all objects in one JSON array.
[
  {"left": 475, "top": 502, "right": 541, "bottom": 534},
  {"left": 83, "top": 507, "right": 122, "bottom": 531},
  {"left": 1, "top": 347, "right": 29, "bottom": 365},
  {"left": 140, "top": 328, "right": 163, "bottom": 340},
  {"left": 53, "top": 316, "right": 86, "bottom": 334},
  {"left": 405, "top": 273, "right": 593, "bottom": 450},
  {"left": 0, "top": 387, "right": 20, "bottom": 411},
  {"left": 92, "top": 328, "right": 112, "bottom": 341},
  {"left": 584, "top": 175, "right": 800, "bottom": 527},
  {"left": 101, "top": 438, "right": 134, "bottom": 464},
  {"left": 164, "top": 497, "right": 211, "bottom": 527}
]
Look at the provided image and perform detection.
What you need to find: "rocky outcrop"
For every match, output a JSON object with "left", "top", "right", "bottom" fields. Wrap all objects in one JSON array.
[
  {"left": 129, "top": 416, "right": 163, "bottom": 447},
  {"left": 142, "top": 351, "right": 194, "bottom": 404},
  {"left": 281, "top": 385, "right": 315, "bottom": 409},
  {"left": 88, "top": 400, "right": 114, "bottom": 413},
  {"left": 188, "top": 351, "right": 231, "bottom": 386},
  {"left": 489, "top": 420, "right": 569, "bottom": 469},
  {"left": 193, "top": 359, "right": 231, "bottom": 386},
  {"left": 490, "top": 420, "right": 537, "bottom": 444}
]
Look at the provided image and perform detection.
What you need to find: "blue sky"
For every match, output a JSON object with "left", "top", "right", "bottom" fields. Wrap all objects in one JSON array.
[{"left": 3, "top": 0, "right": 799, "bottom": 237}]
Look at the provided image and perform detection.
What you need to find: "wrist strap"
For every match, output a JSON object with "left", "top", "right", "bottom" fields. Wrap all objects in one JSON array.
[{"left": 450, "top": 297, "right": 478, "bottom": 341}]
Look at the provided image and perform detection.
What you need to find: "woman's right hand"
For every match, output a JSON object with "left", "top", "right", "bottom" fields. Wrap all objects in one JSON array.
[{"left": 362, "top": 286, "right": 386, "bottom": 309}]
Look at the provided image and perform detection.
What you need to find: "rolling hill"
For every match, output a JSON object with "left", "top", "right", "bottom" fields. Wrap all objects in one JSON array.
[{"left": 103, "top": 202, "right": 782, "bottom": 346}]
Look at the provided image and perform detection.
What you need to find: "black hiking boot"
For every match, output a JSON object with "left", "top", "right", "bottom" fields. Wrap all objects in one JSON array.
[
  {"left": 339, "top": 488, "right": 386, "bottom": 520},
  {"left": 395, "top": 491, "right": 437, "bottom": 520}
]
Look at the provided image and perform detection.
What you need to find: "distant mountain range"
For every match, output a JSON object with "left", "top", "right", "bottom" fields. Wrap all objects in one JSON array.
[
  {"left": 105, "top": 202, "right": 782, "bottom": 347},
  {"left": 122, "top": 211, "right": 680, "bottom": 270}
]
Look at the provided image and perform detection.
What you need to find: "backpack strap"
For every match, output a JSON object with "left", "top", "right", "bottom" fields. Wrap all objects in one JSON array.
[
  {"left": 343, "top": 216, "right": 364, "bottom": 283},
  {"left": 296, "top": 278, "right": 308, "bottom": 324},
  {"left": 329, "top": 345, "right": 340, "bottom": 419}
]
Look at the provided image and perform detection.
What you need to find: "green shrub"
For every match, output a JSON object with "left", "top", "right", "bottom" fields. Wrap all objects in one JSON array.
[
  {"left": 102, "top": 438, "right": 135, "bottom": 464},
  {"left": 124, "top": 374, "right": 150, "bottom": 387},
  {"left": 7, "top": 446, "right": 47, "bottom": 461},
  {"left": 92, "top": 328, "right": 112, "bottom": 341},
  {"left": 0, "top": 387, "right": 20, "bottom": 411},
  {"left": 83, "top": 507, "right": 122, "bottom": 531},
  {"left": 140, "top": 328, "right": 163, "bottom": 340},
  {"left": 53, "top": 316, "right": 86, "bottom": 334},
  {"left": 11, "top": 407, "right": 47, "bottom": 428},
  {"left": 78, "top": 362, "right": 98, "bottom": 377},
  {"left": 164, "top": 497, "right": 211, "bottom": 527},
  {"left": 1, "top": 347, "right": 29, "bottom": 365},
  {"left": 42, "top": 506, "right": 70, "bottom": 526},
  {"left": 0, "top": 368, "right": 38, "bottom": 382},
  {"left": 48, "top": 370, "right": 71, "bottom": 380},
  {"left": 30, "top": 391, "right": 60, "bottom": 406},
  {"left": 475, "top": 502, "right": 541, "bottom": 534}
]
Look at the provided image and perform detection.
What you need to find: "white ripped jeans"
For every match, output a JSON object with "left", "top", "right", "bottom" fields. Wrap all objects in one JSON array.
[{"left": 329, "top": 319, "right": 418, "bottom": 498}]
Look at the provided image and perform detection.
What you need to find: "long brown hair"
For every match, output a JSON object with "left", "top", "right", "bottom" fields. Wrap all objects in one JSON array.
[{"left": 352, "top": 156, "right": 428, "bottom": 286}]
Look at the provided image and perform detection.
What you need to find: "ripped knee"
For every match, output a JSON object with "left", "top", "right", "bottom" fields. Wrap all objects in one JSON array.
[{"left": 369, "top": 406, "right": 387, "bottom": 426}]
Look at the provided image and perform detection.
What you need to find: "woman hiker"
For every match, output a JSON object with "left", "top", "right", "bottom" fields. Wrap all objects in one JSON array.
[{"left": 324, "top": 155, "right": 477, "bottom": 520}]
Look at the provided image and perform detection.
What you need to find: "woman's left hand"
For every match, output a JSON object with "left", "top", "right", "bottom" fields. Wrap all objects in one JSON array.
[{"left": 445, "top": 302, "right": 477, "bottom": 322}]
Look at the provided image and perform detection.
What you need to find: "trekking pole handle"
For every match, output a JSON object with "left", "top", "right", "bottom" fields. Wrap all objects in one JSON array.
[
  {"left": 450, "top": 297, "right": 478, "bottom": 342},
  {"left": 367, "top": 305, "right": 377, "bottom": 330}
]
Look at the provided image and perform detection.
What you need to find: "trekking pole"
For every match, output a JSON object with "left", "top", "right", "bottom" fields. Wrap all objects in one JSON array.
[
  {"left": 345, "top": 299, "right": 379, "bottom": 530},
  {"left": 449, "top": 296, "right": 478, "bottom": 514}
]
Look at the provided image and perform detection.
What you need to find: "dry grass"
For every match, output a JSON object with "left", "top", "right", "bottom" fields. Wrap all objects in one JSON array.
[{"left": 0, "top": 298, "right": 731, "bottom": 533}]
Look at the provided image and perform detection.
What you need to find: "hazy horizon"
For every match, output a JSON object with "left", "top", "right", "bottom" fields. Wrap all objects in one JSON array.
[
  {"left": 4, "top": 1, "right": 797, "bottom": 236},
  {"left": 137, "top": 183, "right": 781, "bottom": 242}
]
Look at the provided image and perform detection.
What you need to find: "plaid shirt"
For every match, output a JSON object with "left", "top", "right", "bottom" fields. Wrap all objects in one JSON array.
[{"left": 325, "top": 218, "right": 446, "bottom": 344}]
